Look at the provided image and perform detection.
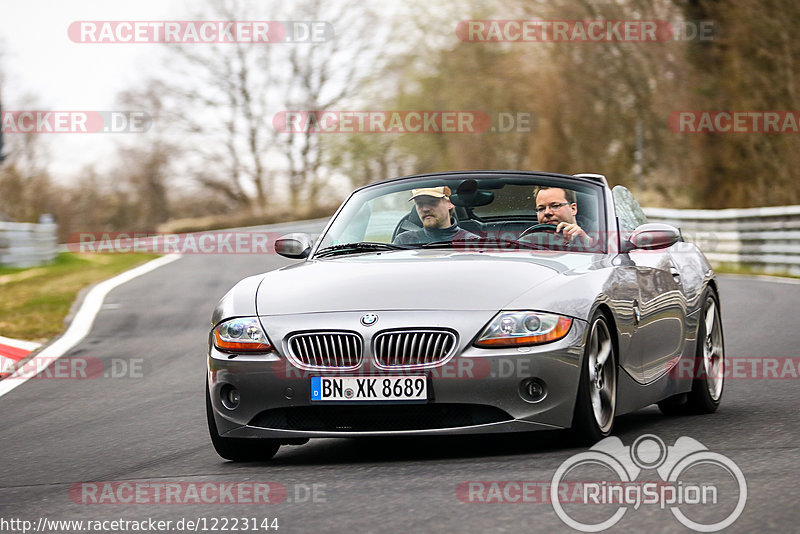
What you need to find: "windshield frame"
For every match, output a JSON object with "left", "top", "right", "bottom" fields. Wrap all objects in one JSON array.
[{"left": 310, "top": 171, "right": 609, "bottom": 258}]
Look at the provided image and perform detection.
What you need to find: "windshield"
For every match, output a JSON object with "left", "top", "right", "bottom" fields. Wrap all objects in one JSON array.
[{"left": 316, "top": 174, "right": 606, "bottom": 255}]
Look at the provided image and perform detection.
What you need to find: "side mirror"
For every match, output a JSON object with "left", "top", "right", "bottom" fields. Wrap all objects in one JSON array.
[
  {"left": 627, "top": 223, "right": 682, "bottom": 251},
  {"left": 275, "top": 233, "right": 313, "bottom": 259}
]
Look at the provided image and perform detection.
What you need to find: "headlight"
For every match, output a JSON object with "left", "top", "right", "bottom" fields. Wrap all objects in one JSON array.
[
  {"left": 212, "top": 318, "right": 273, "bottom": 353},
  {"left": 475, "top": 311, "right": 572, "bottom": 347}
]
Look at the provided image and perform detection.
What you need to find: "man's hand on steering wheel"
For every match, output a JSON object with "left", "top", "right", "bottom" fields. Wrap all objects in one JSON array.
[
  {"left": 555, "top": 222, "right": 588, "bottom": 242},
  {"left": 519, "top": 222, "right": 595, "bottom": 248}
]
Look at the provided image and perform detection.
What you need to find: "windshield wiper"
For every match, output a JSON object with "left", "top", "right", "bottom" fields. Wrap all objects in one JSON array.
[
  {"left": 419, "top": 238, "right": 550, "bottom": 251},
  {"left": 314, "top": 241, "right": 411, "bottom": 258}
]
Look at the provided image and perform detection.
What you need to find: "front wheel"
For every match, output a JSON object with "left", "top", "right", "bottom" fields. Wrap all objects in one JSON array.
[
  {"left": 206, "top": 379, "right": 280, "bottom": 461},
  {"left": 571, "top": 312, "right": 617, "bottom": 444}
]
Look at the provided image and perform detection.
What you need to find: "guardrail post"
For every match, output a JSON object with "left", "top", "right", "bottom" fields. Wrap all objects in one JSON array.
[{"left": 0, "top": 220, "right": 59, "bottom": 268}]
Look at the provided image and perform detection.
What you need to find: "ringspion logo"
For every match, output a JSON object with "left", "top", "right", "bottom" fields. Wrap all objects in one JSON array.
[{"left": 551, "top": 435, "right": 746, "bottom": 532}]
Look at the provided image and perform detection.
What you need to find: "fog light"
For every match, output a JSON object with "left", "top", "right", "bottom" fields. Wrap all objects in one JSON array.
[
  {"left": 519, "top": 378, "right": 547, "bottom": 403},
  {"left": 220, "top": 384, "right": 240, "bottom": 410}
]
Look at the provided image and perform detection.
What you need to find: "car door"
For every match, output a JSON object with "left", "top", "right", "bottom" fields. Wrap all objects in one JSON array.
[{"left": 613, "top": 186, "right": 687, "bottom": 383}]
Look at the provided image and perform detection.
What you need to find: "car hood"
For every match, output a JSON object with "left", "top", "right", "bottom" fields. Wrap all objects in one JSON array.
[{"left": 256, "top": 250, "right": 600, "bottom": 315}]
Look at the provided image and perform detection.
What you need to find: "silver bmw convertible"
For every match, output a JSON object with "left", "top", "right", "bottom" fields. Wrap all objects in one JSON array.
[{"left": 206, "top": 171, "right": 724, "bottom": 461}]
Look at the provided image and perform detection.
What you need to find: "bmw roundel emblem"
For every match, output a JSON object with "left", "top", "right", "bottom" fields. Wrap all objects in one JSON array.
[{"left": 360, "top": 313, "right": 378, "bottom": 326}]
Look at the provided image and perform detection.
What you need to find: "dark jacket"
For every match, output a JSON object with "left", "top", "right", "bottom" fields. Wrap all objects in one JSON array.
[{"left": 393, "top": 223, "right": 479, "bottom": 245}]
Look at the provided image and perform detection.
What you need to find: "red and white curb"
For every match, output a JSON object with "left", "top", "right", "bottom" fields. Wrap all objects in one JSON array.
[
  {"left": 0, "top": 254, "right": 181, "bottom": 397},
  {"left": 0, "top": 336, "right": 42, "bottom": 378}
]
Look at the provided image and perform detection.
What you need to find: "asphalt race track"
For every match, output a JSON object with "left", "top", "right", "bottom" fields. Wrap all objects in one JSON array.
[{"left": 1, "top": 220, "right": 799, "bottom": 533}]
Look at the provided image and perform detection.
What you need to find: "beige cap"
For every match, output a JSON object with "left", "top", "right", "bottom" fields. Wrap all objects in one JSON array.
[{"left": 409, "top": 186, "right": 452, "bottom": 201}]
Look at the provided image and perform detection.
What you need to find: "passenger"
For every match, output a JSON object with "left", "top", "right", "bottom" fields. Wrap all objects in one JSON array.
[
  {"left": 393, "top": 186, "right": 479, "bottom": 245},
  {"left": 534, "top": 186, "right": 595, "bottom": 246}
]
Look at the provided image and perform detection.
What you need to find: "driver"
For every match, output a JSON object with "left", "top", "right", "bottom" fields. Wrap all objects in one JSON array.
[
  {"left": 393, "top": 186, "right": 479, "bottom": 245},
  {"left": 534, "top": 186, "right": 594, "bottom": 245}
]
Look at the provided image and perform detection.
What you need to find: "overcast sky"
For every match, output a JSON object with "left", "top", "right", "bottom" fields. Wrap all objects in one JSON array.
[
  {"left": 1, "top": 0, "right": 409, "bottom": 181},
  {"left": 1, "top": 0, "right": 199, "bottom": 178},
  {"left": 3, "top": 0, "right": 186, "bottom": 105}
]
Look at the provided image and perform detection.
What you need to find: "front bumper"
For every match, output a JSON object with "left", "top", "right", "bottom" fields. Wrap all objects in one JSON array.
[{"left": 208, "top": 311, "right": 587, "bottom": 439}]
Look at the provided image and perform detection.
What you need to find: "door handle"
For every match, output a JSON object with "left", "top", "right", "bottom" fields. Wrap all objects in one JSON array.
[{"left": 669, "top": 267, "right": 681, "bottom": 283}]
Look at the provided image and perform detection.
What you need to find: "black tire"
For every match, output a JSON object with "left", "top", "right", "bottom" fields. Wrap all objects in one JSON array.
[
  {"left": 571, "top": 311, "right": 617, "bottom": 444},
  {"left": 658, "top": 289, "right": 724, "bottom": 415},
  {"left": 206, "top": 379, "right": 280, "bottom": 461}
]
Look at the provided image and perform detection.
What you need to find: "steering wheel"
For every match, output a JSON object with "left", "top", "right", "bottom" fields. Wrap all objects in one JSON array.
[{"left": 518, "top": 223, "right": 559, "bottom": 239}]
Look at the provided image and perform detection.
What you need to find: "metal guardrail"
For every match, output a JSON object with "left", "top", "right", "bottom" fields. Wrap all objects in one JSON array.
[
  {"left": 1, "top": 208, "right": 799, "bottom": 275},
  {"left": 0, "top": 221, "right": 58, "bottom": 268},
  {"left": 644, "top": 205, "right": 800, "bottom": 276}
]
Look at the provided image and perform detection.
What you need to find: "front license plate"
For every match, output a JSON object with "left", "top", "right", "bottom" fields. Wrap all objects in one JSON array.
[{"left": 310, "top": 376, "right": 427, "bottom": 402}]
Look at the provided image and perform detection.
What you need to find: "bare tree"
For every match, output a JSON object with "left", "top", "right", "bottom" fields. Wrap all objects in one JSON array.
[
  {"left": 0, "top": 55, "right": 5, "bottom": 166},
  {"left": 115, "top": 83, "right": 179, "bottom": 230},
  {"left": 156, "top": 0, "right": 277, "bottom": 214},
  {"left": 0, "top": 90, "right": 54, "bottom": 222},
  {"left": 276, "top": 0, "right": 384, "bottom": 209},
  {"left": 679, "top": 0, "right": 800, "bottom": 207},
  {"left": 152, "top": 0, "right": 387, "bottom": 212}
]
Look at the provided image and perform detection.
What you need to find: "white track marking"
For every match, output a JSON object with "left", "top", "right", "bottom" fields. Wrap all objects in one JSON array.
[{"left": 0, "top": 254, "right": 181, "bottom": 398}]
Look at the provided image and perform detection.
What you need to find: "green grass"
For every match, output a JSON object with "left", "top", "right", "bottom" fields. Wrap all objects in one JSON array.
[
  {"left": 0, "top": 252, "right": 161, "bottom": 341},
  {"left": 712, "top": 262, "right": 800, "bottom": 280}
]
